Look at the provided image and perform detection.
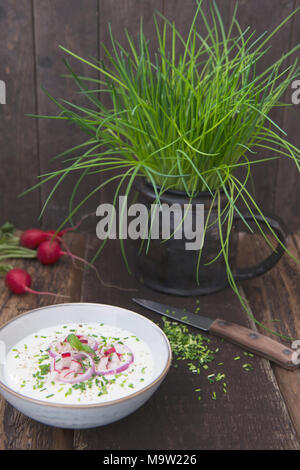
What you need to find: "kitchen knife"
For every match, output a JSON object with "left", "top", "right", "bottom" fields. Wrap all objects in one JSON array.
[{"left": 132, "top": 298, "right": 297, "bottom": 370}]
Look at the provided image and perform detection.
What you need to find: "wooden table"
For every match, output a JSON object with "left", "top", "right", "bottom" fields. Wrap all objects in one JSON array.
[{"left": 0, "top": 231, "right": 300, "bottom": 450}]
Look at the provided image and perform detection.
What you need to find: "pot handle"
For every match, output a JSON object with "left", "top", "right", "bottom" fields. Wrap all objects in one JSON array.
[{"left": 233, "top": 212, "right": 287, "bottom": 281}]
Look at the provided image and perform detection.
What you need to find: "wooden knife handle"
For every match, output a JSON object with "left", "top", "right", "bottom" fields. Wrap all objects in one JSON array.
[{"left": 210, "top": 318, "right": 297, "bottom": 370}]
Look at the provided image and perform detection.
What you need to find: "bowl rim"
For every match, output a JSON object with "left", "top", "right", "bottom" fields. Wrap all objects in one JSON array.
[{"left": 0, "top": 302, "right": 172, "bottom": 409}]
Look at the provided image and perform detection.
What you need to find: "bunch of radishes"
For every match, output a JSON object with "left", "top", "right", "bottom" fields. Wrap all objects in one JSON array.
[{"left": 1, "top": 218, "right": 91, "bottom": 298}]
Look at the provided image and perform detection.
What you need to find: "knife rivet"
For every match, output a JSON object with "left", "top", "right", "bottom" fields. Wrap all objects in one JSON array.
[
  {"left": 283, "top": 349, "right": 292, "bottom": 355},
  {"left": 286, "top": 361, "right": 295, "bottom": 366},
  {"left": 218, "top": 320, "right": 230, "bottom": 326},
  {"left": 249, "top": 333, "right": 258, "bottom": 339}
]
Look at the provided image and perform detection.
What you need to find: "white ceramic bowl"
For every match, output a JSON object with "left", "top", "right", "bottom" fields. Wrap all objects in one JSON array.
[{"left": 0, "top": 303, "right": 171, "bottom": 429}]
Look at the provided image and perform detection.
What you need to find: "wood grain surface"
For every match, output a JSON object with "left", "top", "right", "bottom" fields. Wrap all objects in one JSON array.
[
  {"left": 0, "top": 0, "right": 299, "bottom": 230},
  {"left": 274, "top": 0, "right": 300, "bottom": 231},
  {"left": 0, "top": 0, "right": 300, "bottom": 450},
  {"left": 237, "top": 229, "right": 300, "bottom": 441},
  {"left": 73, "top": 236, "right": 300, "bottom": 450},
  {"left": 33, "top": 0, "right": 100, "bottom": 229},
  {"left": 0, "top": 231, "right": 300, "bottom": 449},
  {"left": 0, "top": 0, "right": 40, "bottom": 227},
  {"left": 0, "top": 233, "right": 85, "bottom": 450}
]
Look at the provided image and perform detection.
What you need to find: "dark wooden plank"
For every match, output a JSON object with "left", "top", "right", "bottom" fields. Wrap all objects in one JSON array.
[
  {"left": 33, "top": 0, "right": 100, "bottom": 229},
  {"left": 100, "top": 0, "right": 163, "bottom": 50},
  {"left": 74, "top": 236, "right": 299, "bottom": 450},
  {"left": 237, "top": 229, "right": 300, "bottom": 440},
  {"left": 0, "top": 232, "right": 86, "bottom": 450},
  {"left": 163, "top": 0, "right": 298, "bottom": 230},
  {"left": 0, "top": 0, "right": 41, "bottom": 228},
  {"left": 97, "top": 0, "right": 164, "bottom": 205},
  {"left": 231, "top": 0, "right": 296, "bottom": 219},
  {"left": 274, "top": 0, "right": 300, "bottom": 231},
  {"left": 164, "top": 0, "right": 297, "bottom": 226},
  {"left": 163, "top": 0, "right": 234, "bottom": 38}
]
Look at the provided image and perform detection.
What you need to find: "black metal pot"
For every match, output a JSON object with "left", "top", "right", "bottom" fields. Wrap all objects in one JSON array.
[{"left": 130, "top": 179, "right": 287, "bottom": 296}]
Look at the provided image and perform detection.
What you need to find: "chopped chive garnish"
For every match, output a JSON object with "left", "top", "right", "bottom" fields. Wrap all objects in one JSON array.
[{"left": 242, "top": 363, "right": 254, "bottom": 371}]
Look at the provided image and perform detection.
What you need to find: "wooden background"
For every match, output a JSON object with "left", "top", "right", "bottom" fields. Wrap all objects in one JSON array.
[{"left": 0, "top": 0, "right": 299, "bottom": 232}]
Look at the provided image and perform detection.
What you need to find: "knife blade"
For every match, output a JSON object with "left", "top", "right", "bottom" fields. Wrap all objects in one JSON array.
[{"left": 132, "top": 298, "right": 297, "bottom": 370}]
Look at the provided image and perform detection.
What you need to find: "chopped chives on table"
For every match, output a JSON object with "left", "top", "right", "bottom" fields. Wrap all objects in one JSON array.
[
  {"left": 161, "top": 316, "right": 255, "bottom": 403},
  {"left": 242, "top": 363, "right": 254, "bottom": 371},
  {"left": 162, "top": 317, "right": 215, "bottom": 367},
  {"left": 215, "top": 373, "right": 225, "bottom": 382}
]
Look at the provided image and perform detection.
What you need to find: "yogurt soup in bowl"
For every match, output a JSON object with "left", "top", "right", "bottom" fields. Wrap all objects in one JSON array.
[{"left": 0, "top": 303, "right": 171, "bottom": 428}]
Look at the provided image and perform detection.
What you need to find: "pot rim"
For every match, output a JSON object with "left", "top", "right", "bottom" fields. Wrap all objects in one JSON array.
[{"left": 136, "top": 178, "right": 227, "bottom": 205}]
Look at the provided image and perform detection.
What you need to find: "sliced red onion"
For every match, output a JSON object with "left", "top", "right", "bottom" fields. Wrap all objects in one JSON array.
[
  {"left": 95, "top": 343, "right": 134, "bottom": 376},
  {"left": 48, "top": 335, "right": 98, "bottom": 360},
  {"left": 51, "top": 351, "right": 95, "bottom": 384},
  {"left": 48, "top": 335, "right": 133, "bottom": 383}
]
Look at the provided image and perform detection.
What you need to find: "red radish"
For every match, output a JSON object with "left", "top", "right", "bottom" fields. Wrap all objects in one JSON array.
[
  {"left": 20, "top": 228, "right": 66, "bottom": 249},
  {"left": 37, "top": 240, "right": 63, "bottom": 265},
  {"left": 20, "top": 213, "right": 95, "bottom": 249},
  {"left": 24, "top": 228, "right": 136, "bottom": 293},
  {"left": 36, "top": 240, "right": 137, "bottom": 292},
  {"left": 37, "top": 240, "right": 96, "bottom": 272},
  {"left": 45, "top": 229, "right": 64, "bottom": 237},
  {"left": 20, "top": 229, "right": 48, "bottom": 249},
  {"left": 36, "top": 239, "right": 123, "bottom": 290},
  {"left": 5, "top": 268, "right": 68, "bottom": 298}
]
